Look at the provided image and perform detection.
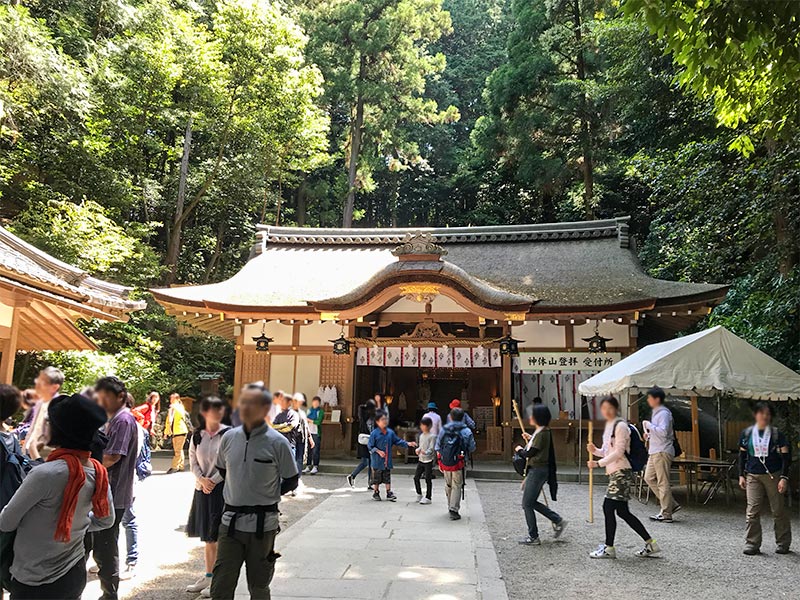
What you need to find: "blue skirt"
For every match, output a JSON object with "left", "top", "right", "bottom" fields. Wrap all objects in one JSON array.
[{"left": 187, "top": 484, "right": 224, "bottom": 542}]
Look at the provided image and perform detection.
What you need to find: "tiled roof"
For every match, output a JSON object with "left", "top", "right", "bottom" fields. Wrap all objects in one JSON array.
[{"left": 0, "top": 226, "right": 145, "bottom": 314}]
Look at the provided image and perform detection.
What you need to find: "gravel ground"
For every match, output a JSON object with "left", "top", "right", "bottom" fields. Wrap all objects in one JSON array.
[
  {"left": 476, "top": 480, "right": 800, "bottom": 600},
  {"left": 84, "top": 460, "right": 344, "bottom": 600}
]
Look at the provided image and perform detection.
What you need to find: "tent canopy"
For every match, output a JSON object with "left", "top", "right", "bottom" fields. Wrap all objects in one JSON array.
[{"left": 578, "top": 326, "right": 800, "bottom": 401}]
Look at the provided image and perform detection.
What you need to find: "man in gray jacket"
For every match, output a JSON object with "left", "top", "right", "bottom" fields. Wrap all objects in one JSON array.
[{"left": 211, "top": 383, "right": 299, "bottom": 599}]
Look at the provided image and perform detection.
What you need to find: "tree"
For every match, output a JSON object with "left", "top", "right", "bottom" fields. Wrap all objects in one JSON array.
[{"left": 303, "top": 0, "right": 458, "bottom": 227}]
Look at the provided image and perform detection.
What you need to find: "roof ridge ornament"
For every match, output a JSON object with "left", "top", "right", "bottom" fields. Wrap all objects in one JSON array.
[{"left": 391, "top": 232, "right": 447, "bottom": 259}]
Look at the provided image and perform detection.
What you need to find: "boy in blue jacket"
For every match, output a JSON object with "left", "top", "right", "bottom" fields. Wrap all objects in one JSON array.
[{"left": 368, "top": 410, "right": 416, "bottom": 501}]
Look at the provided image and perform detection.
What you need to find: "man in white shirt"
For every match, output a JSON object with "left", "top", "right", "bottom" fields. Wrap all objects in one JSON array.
[
  {"left": 24, "top": 366, "right": 64, "bottom": 460},
  {"left": 641, "top": 386, "right": 680, "bottom": 522},
  {"left": 423, "top": 402, "right": 443, "bottom": 436}
]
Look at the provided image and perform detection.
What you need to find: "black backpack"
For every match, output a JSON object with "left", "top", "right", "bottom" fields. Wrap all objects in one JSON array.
[
  {"left": 438, "top": 428, "right": 466, "bottom": 468},
  {"left": 0, "top": 432, "right": 30, "bottom": 510},
  {"left": 611, "top": 420, "right": 648, "bottom": 472}
]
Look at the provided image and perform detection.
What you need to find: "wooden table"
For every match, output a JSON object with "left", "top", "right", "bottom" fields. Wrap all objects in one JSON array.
[{"left": 672, "top": 455, "right": 737, "bottom": 505}]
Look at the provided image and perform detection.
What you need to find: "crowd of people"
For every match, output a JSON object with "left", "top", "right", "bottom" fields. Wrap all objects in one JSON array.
[{"left": 0, "top": 370, "right": 793, "bottom": 600}]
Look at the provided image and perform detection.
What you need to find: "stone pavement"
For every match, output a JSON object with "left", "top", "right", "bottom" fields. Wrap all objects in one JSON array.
[{"left": 234, "top": 475, "right": 508, "bottom": 600}]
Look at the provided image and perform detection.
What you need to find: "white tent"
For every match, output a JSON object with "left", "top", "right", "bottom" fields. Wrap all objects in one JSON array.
[{"left": 578, "top": 325, "right": 800, "bottom": 401}]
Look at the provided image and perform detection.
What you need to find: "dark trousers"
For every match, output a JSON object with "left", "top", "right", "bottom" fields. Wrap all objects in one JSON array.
[
  {"left": 294, "top": 442, "right": 304, "bottom": 476},
  {"left": 211, "top": 525, "right": 278, "bottom": 599},
  {"left": 603, "top": 498, "right": 651, "bottom": 546},
  {"left": 9, "top": 557, "right": 86, "bottom": 600},
  {"left": 93, "top": 508, "right": 125, "bottom": 599},
  {"left": 310, "top": 433, "right": 321, "bottom": 466},
  {"left": 414, "top": 461, "right": 433, "bottom": 499},
  {"left": 522, "top": 466, "right": 562, "bottom": 539},
  {"left": 350, "top": 456, "right": 369, "bottom": 479}
]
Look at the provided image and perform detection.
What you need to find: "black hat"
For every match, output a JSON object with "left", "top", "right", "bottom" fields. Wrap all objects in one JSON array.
[{"left": 48, "top": 393, "right": 107, "bottom": 451}]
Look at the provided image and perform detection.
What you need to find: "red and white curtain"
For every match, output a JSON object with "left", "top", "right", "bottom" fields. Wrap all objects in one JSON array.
[
  {"left": 356, "top": 346, "right": 501, "bottom": 368},
  {"left": 514, "top": 371, "right": 597, "bottom": 420}
]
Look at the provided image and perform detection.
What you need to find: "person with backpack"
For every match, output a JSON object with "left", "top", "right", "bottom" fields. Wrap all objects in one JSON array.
[
  {"left": 368, "top": 410, "right": 416, "bottom": 502},
  {"left": 739, "top": 401, "right": 791, "bottom": 556},
  {"left": 186, "top": 396, "right": 230, "bottom": 596},
  {"left": 514, "top": 405, "right": 566, "bottom": 543},
  {"left": 0, "top": 393, "right": 114, "bottom": 600},
  {"left": 641, "top": 386, "right": 680, "bottom": 523},
  {"left": 447, "top": 399, "right": 476, "bottom": 432},
  {"left": 587, "top": 396, "right": 660, "bottom": 559},
  {"left": 436, "top": 408, "right": 476, "bottom": 520},
  {"left": 0, "top": 384, "right": 25, "bottom": 509}
]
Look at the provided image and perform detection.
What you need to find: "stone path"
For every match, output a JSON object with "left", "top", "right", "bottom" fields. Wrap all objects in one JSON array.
[{"left": 236, "top": 475, "right": 508, "bottom": 600}]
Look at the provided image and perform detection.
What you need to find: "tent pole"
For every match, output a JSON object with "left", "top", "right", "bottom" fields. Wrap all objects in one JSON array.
[
  {"left": 578, "top": 395, "right": 584, "bottom": 485},
  {"left": 690, "top": 394, "right": 700, "bottom": 457},
  {"left": 717, "top": 393, "right": 723, "bottom": 459}
]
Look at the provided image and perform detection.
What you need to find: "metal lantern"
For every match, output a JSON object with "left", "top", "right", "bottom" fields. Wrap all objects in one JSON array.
[
  {"left": 329, "top": 333, "right": 351, "bottom": 355},
  {"left": 252, "top": 322, "right": 273, "bottom": 352},
  {"left": 582, "top": 321, "right": 612, "bottom": 353},
  {"left": 497, "top": 333, "right": 521, "bottom": 356}
]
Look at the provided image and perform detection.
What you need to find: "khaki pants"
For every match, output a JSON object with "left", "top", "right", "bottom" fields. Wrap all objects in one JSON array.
[
  {"left": 443, "top": 469, "right": 464, "bottom": 513},
  {"left": 745, "top": 473, "right": 792, "bottom": 551},
  {"left": 211, "top": 525, "right": 278, "bottom": 599},
  {"left": 644, "top": 452, "right": 676, "bottom": 517},
  {"left": 171, "top": 434, "right": 186, "bottom": 471}
]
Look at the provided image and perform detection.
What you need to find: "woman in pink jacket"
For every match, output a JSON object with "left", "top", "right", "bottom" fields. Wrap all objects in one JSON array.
[{"left": 587, "top": 396, "right": 661, "bottom": 559}]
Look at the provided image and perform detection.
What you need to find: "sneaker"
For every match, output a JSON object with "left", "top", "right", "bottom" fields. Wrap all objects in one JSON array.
[
  {"left": 200, "top": 587, "right": 211, "bottom": 598},
  {"left": 518, "top": 536, "right": 541, "bottom": 545},
  {"left": 449, "top": 510, "right": 461, "bottom": 521},
  {"left": 776, "top": 547, "right": 791, "bottom": 555},
  {"left": 635, "top": 539, "right": 661, "bottom": 557},
  {"left": 386, "top": 492, "right": 397, "bottom": 502},
  {"left": 589, "top": 544, "right": 616, "bottom": 559},
  {"left": 649, "top": 513, "right": 673, "bottom": 523},
  {"left": 419, "top": 498, "right": 432, "bottom": 505},
  {"left": 416, "top": 494, "right": 423, "bottom": 502},
  {"left": 310, "top": 466, "right": 318, "bottom": 475},
  {"left": 672, "top": 504, "right": 682, "bottom": 514},
  {"left": 346, "top": 475, "right": 354, "bottom": 488},
  {"left": 743, "top": 546, "right": 760, "bottom": 556},
  {"left": 302, "top": 466, "right": 311, "bottom": 474},
  {"left": 289, "top": 490, "right": 296, "bottom": 497},
  {"left": 372, "top": 492, "right": 382, "bottom": 501},
  {"left": 88, "top": 564, "right": 99, "bottom": 574},
  {"left": 186, "top": 576, "right": 211, "bottom": 592},
  {"left": 553, "top": 519, "right": 568, "bottom": 539},
  {"left": 120, "top": 564, "right": 136, "bottom": 580}
]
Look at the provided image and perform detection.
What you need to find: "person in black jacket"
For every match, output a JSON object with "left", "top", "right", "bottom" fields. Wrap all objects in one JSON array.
[{"left": 347, "top": 399, "right": 376, "bottom": 489}]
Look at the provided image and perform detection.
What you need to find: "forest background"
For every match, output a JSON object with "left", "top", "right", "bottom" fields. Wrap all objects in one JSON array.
[{"left": 1, "top": 0, "right": 798, "bottom": 401}]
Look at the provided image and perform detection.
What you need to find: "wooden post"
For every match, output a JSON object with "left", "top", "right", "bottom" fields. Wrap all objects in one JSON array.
[
  {"left": 232, "top": 329, "right": 244, "bottom": 406},
  {"left": 588, "top": 420, "right": 594, "bottom": 523},
  {"left": 501, "top": 329, "right": 512, "bottom": 456},
  {"left": 690, "top": 395, "right": 700, "bottom": 457},
  {"left": 0, "top": 302, "right": 22, "bottom": 384}
]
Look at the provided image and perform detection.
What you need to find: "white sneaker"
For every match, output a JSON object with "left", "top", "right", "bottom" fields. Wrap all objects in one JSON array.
[
  {"left": 635, "top": 539, "right": 661, "bottom": 557},
  {"left": 416, "top": 494, "right": 423, "bottom": 502},
  {"left": 200, "top": 587, "right": 211, "bottom": 598},
  {"left": 310, "top": 466, "right": 318, "bottom": 475},
  {"left": 589, "top": 544, "right": 617, "bottom": 559},
  {"left": 302, "top": 466, "right": 311, "bottom": 474},
  {"left": 120, "top": 564, "right": 136, "bottom": 580},
  {"left": 419, "top": 497, "right": 432, "bottom": 505},
  {"left": 88, "top": 564, "right": 99, "bottom": 574},
  {"left": 187, "top": 576, "right": 211, "bottom": 592}
]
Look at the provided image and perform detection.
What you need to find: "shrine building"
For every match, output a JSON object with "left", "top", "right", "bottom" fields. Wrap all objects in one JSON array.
[{"left": 151, "top": 217, "right": 728, "bottom": 458}]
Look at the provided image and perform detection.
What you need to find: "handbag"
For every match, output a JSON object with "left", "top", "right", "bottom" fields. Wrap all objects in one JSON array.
[{"left": 358, "top": 433, "right": 370, "bottom": 445}]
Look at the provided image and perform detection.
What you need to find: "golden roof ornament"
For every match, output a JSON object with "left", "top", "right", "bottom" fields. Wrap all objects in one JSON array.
[{"left": 391, "top": 232, "right": 447, "bottom": 259}]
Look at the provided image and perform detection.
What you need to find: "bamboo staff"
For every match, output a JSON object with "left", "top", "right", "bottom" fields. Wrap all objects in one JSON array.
[{"left": 588, "top": 420, "right": 594, "bottom": 523}]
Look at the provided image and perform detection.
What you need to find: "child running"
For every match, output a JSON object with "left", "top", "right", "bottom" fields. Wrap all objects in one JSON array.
[
  {"left": 368, "top": 410, "right": 416, "bottom": 501},
  {"left": 414, "top": 417, "right": 436, "bottom": 505},
  {"left": 587, "top": 396, "right": 660, "bottom": 559}
]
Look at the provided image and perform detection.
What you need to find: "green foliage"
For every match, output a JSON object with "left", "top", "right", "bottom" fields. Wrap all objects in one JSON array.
[{"left": 623, "top": 0, "right": 800, "bottom": 155}]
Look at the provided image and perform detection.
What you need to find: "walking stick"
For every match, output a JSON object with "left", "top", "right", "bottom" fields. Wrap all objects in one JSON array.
[{"left": 588, "top": 420, "right": 594, "bottom": 523}]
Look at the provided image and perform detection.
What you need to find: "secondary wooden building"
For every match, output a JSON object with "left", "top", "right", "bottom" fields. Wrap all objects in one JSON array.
[
  {"left": 0, "top": 226, "right": 145, "bottom": 383},
  {"left": 151, "top": 218, "right": 728, "bottom": 458}
]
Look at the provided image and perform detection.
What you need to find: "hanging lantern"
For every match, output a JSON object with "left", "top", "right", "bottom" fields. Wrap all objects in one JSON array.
[
  {"left": 252, "top": 322, "right": 273, "bottom": 352},
  {"left": 329, "top": 332, "right": 351, "bottom": 355},
  {"left": 497, "top": 333, "right": 521, "bottom": 356},
  {"left": 582, "top": 320, "right": 612, "bottom": 353}
]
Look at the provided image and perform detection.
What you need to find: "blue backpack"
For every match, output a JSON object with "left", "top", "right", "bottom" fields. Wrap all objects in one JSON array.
[
  {"left": 438, "top": 428, "right": 467, "bottom": 469},
  {"left": 612, "top": 420, "right": 648, "bottom": 472},
  {"left": 0, "top": 433, "right": 30, "bottom": 509},
  {"left": 135, "top": 429, "right": 152, "bottom": 481}
]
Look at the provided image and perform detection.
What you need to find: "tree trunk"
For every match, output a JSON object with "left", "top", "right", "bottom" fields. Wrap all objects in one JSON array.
[
  {"left": 390, "top": 148, "right": 401, "bottom": 227},
  {"left": 165, "top": 113, "right": 193, "bottom": 284},
  {"left": 297, "top": 180, "right": 308, "bottom": 227},
  {"left": 343, "top": 55, "right": 366, "bottom": 228},
  {"left": 573, "top": 0, "right": 594, "bottom": 220}
]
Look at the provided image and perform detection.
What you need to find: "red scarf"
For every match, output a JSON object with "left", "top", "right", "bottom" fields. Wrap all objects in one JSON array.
[{"left": 46, "top": 449, "right": 110, "bottom": 542}]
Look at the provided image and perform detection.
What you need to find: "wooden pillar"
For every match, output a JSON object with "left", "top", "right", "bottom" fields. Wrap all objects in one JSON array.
[
  {"left": 690, "top": 394, "right": 700, "bottom": 457},
  {"left": 232, "top": 329, "right": 244, "bottom": 406},
  {"left": 0, "top": 302, "right": 23, "bottom": 384},
  {"left": 502, "top": 325, "right": 512, "bottom": 455}
]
